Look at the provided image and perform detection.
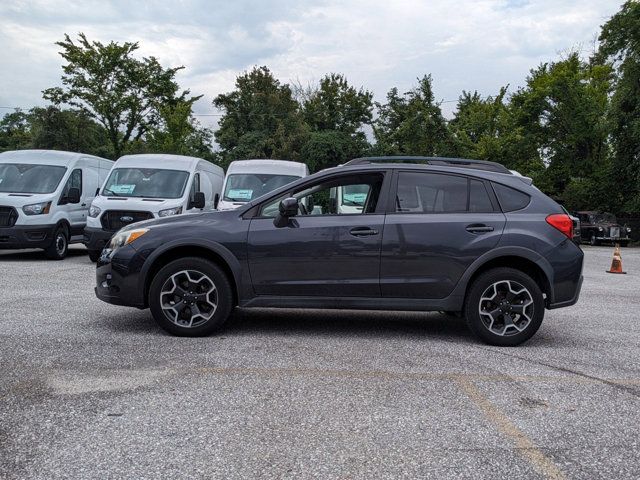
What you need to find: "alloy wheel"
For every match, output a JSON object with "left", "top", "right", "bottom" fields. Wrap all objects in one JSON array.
[
  {"left": 160, "top": 270, "right": 218, "bottom": 328},
  {"left": 478, "top": 280, "right": 534, "bottom": 337}
]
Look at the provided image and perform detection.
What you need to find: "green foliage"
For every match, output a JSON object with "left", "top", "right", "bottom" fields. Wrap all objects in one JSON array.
[
  {"left": 301, "top": 130, "right": 370, "bottom": 172},
  {"left": 300, "top": 73, "right": 373, "bottom": 134},
  {"left": 373, "top": 75, "right": 455, "bottom": 156},
  {"left": 599, "top": 0, "right": 640, "bottom": 212},
  {"left": 43, "top": 33, "right": 194, "bottom": 158},
  {"left": 0, "top": 110, "right": 31, "bottom": 152},
  {"left": 213, "top": 66, "right": 308, "bottom": 166}
]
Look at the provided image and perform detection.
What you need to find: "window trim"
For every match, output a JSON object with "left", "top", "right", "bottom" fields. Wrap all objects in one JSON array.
[
  {"left": 251, "top": 170, "right": 391, "bottom": 219},
  {"left": 58, "top": 168, "right": 83, "bottom": 205},
  {"left": 388, "top": 170, "right": 497, "bottom": 215}
]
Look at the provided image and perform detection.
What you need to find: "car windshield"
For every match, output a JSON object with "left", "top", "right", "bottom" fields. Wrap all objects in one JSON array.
[
  {"left": 341, "top": 184, "right": 370, "bottom": 207},
  {"left": 102, "top": 168, "right": 190, "bottom": 199},
  {"left": 593, "top": 213, "right": 617, "bottom": 223},
  {"left": 0, "top": 163, "right": 67, "bottom": 194},
  {"left": 223, "top": 173, "right": 300, "bottom": 202}
]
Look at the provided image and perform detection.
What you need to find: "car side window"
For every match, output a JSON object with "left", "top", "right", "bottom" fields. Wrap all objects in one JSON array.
[
  {"left": 61, "top": 168, "right": 82, "bottom": 199},
  {"left": 396, "top": 172, "right": 492, "bottom": 213},
  {"left": 260, "top": 173, "right": 384, "bottom": 217},
  {"left": 492, "top": 183, "right": 530, "bottom": 212}
]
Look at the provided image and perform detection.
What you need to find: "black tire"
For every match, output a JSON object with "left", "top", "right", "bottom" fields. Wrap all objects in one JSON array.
[
  {"left": 149, "top": 257, "right": 234, "bottom": 337},
  {"left": 464, "top": 267, "right": 545, "bottom": 346},
  {"left": 619, "top": 241, "right": 629, "bottom": 248},
  {"left": 44, "top": 225, "right": 69, "bottom": 260},
  {"left": 88, "top": 250, "right": 101, "bottom": 262},
  {"left": 590, "top": 234, "right": 599, "bottom": 246}
]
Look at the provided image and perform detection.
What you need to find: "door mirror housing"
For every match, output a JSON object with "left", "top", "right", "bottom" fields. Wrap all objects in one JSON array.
[
  {"left": 274, "top": 197, "right": 298, "bottom": 228},
  {"left": 191, "top": 191, "right": 206, "bottom": 209},
  {"left": 67, "top": 187, "right": 81, "bottom": 204}
]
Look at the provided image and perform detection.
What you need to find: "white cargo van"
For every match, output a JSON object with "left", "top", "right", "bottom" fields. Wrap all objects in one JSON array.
[
  {"left": 84, "top": 154, "right": 224, "bottom": 261},
  {"left": 217, "top": 159, "right": 308, "bottom": 211},
  {"left": 0, "top": 150, "right": 113, "bottom": 259}
]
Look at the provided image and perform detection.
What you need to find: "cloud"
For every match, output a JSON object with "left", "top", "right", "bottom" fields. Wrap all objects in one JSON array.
[{"left": 0, "top": 0, "right": 622, "bottom": 129}]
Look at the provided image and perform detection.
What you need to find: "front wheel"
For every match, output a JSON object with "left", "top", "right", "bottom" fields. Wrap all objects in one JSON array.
[
  {"left": 464, "top": 268, "right": 545, "bottom": 346},
  {"left": 44, "top": 226, "right": 69, "bottom": 260},
  {"left": 590, "top": 234, "right": 599, "bottom": 246},
  {"left": 148, "top": 257, "right": 234, "bottom": 337}
]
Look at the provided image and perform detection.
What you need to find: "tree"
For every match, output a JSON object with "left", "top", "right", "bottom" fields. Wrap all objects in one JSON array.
[
  {"left": 0, "top": 110, "right": 31, "bottom": 152},
  {"left": 145, "top": 98, "right": 215, "bottom": 161},
  {"left": 29, "top": 106, "right": 112, "bottom": 158},
  {"left": 213, "top": 66, "right": 308, "bottom": 166},
  {"left": 299, "top": 73, "right": 373, "bottom": 134},
  {"left": 43, "top": 33, "right": 194, "bottom": 158},
  {"left": 598, "top": 1, "right": 640, "bottom": 212},
  {"left": 373, "top": 75, "right": 455, "bottom": 156},
  {"left": 301, "top": 130, "right": 370, "bottom": 172}
]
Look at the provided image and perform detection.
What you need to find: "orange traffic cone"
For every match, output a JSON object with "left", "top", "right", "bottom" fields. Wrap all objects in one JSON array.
[{"left": 606, "top": 244, "right": 627, "bottom": 274}]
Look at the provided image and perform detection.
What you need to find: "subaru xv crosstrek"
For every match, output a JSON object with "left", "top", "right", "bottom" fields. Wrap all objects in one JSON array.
[{"left": 95, "top": 157, "right": 583, "bottom": 346}]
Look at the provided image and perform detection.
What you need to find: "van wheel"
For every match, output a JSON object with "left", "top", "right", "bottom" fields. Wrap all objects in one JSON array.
[
  {"left": 590, "top": 234, "right": 599, "bottom": 246},
  {"left": 88, "top": 250, "right": 101, "bottom": 262},
  {"left": 464, "top": 268, "right": 545, "bottom": 346},
  {"left": 149, "top": 257, "right": 233, "bottom": 337},
  {"left": 44, "top": 226, "right": 69, "bottom": 260}
]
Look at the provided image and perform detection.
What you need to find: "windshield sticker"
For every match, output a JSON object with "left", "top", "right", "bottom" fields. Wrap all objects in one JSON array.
[
  {"left": 111, "top": 184, "right": 136, "bottom": 194},
  {"left": 228, "top": 189, "right": 253, "bottom": 200}
]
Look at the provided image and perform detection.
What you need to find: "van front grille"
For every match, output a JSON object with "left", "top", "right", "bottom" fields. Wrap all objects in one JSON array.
[
  {"left": 100, "top": 210, "right": 154, "bottom": 231},
  {"left": 0, "top": 206, "right": 18, "bottom": 227}
]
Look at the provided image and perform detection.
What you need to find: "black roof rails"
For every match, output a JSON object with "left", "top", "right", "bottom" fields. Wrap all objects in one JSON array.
[{"left": 344, "top": 156, "right": 512, "bottom": 174}]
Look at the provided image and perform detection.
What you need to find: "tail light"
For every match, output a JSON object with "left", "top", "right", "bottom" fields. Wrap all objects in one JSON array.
[{"left": 546, "top": 214, "right": 573, "bottom": 239}]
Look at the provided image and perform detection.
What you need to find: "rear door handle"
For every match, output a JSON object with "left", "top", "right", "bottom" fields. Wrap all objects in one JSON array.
[
  {"left": 466, "top": 224, "right": 494, "bottom": 234},
  {"left": 349, "top": 227, "right": 379, "bottom": 237}
]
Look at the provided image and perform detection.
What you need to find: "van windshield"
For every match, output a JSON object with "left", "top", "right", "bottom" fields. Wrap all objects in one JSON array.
[
  {"left": 102, "top": 168, "right": 190, "bottom": 199},
  {"left": 0, "top": 163, "right": 67, "bottom": 194},
  {"left": 223, "top": 173, "right": 300, "bottom": 202}
]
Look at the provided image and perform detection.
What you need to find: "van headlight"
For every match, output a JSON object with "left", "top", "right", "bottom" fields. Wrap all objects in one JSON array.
[
  {"left": 88, "top": 205, "right": 101, "bottom": 218},
  {"left": 109, "top": 228, "right": 149, "bottom": 249},
  {"left": 158, "top": 206, "right": 183, "bottom": 217},
  {"left": 22, "top": 201, "right": 52, "bottom": 215}
]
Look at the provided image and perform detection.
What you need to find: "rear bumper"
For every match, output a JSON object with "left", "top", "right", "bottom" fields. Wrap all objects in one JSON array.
[
  {"left": 83, "top": 227, "right": 114, "bottom": 251},
  {"left": 594, "top": 236, "right": 630, "bottom": 242},
  {"left": 546, "top": 241, "right": 584, "bottom": 309},
  {"left": 548, "top": 275, "right": 583, "bottom": 309},
  {"left": 0, "top": 224, "right": 56, "bottom": 249}
]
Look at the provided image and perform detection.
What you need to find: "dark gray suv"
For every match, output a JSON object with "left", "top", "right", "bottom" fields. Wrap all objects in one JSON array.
[{"left": 95, "top": 157, "right": 583, "bottom": 346}]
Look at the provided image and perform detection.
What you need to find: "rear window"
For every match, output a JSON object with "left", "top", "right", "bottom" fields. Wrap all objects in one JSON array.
[{"left": 492, "top": 183, "right": 530, "bottom": 212}]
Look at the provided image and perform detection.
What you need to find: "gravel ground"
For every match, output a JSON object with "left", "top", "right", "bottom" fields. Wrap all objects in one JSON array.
[{"left": 0, "top": 245, "right": 638, "bottom": 479}]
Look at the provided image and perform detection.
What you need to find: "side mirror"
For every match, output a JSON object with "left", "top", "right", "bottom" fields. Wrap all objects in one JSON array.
[
  {"left": 279, "top": 197, "right": 298, "bottom": 217},
  {"left": 213, "top": 193, "right": 220, "bottom": 210},
  {"left": 67, "top": 187, "right": 81, "bottom": 204},
  {"left": 274, "top": 197, "right": 298, "bottom": 228},
  {"left": 191, "top": 191, "right": 206, "bottom": 209}
]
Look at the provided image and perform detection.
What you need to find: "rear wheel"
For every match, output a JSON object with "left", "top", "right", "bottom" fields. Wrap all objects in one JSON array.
[
  {"left": 619, "top": 241, "right": 629, "bottom": 248},
  {"left": 149, "top": 257, "right": 233, "bottom": 337},
  {"left": 464, "top": 268, "right": 545, "bottom": 346},
  {"left": 44, "top": 225, "right": 69, "bottom": 260},
  {"left": 88, "top": 249, "right": 101, "bottom": 262}
]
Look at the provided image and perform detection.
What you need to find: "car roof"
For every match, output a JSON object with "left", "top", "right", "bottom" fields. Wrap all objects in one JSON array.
[
  {"left": 114, "top": 154, "right": 204, "bottom": 172},
  {"left": 0, "top": 149, "right": 109, "bottom": 166},
  {"left": 345, "top": 156, "right": 513, "bottom": 174}
]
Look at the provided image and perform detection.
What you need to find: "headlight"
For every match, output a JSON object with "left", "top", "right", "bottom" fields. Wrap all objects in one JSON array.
[
  {"left": 158, "top": 206, "right": 183, "bottom": 217},
  {"left": 22, "top": 202, "right": 52, "bottom": 215},
  {"left": 598, "top": 227, "right": 604, "bottom": 231},
  {"left": 88, "top": 205, "right": 101, "bottom": 218},
  {"left": 627, "top": 227, "right": 632, "bottom": 233},
  {"left": 109, "top": 228, "right": 149, "bottom": 249}
]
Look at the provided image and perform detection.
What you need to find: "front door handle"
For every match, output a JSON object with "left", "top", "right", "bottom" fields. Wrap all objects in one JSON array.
[
  {"left": 466, "top": 224, "right": 494, "bottom": 234},
  {"left": 350, "top": 227, "right": 379, "bottom": 237}
]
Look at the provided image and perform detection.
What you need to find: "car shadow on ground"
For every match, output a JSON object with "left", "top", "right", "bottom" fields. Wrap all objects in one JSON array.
[
  {"left": 0, "top": 248, "right": 88, "bottom": 262},
  {"left": 97, "top": 307, "right": 476, "bottom": 343}
]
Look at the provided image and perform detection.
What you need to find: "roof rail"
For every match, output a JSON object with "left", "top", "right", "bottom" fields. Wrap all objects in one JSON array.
[{"left": 344, "top": 156, "right": 512, "bottom": 174}]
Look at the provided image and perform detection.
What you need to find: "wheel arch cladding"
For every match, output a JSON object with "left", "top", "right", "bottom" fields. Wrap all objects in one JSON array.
[
  {"left": 464, "top": 255, "right": 552, "bottom": 307},
  {"left": 143, "top": 244, "right": 240, "bottom": 308}
]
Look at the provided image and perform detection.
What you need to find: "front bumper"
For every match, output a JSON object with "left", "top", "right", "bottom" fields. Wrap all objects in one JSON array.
[
  {"left": 95, "top": 245, "right": 147, "bottom": 308},
  {"left": 0, "top": 224, "right": 56, "bottom": 249},
  {"left": 595, "top": 236, "right": 630, "bottom": 242},
  {"left": 83, "top": 227, "right": 114, "bottom": 251}
]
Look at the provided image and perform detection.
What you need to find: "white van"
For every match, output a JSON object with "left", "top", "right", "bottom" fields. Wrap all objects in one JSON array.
[
  {"left": 84, "top": 154, "right": 224, "bottom": 261},
  {"left": 217, "top": 159, "right": 308, "bottom": 211},
  {"left": 0, "top": 150, "right": 113, "bottom": 259}
]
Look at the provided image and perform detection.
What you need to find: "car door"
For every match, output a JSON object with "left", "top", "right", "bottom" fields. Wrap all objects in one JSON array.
[
  {"left": 58, "top": 167, "right": 85, "bottom": 236},
  {"left": 380, "top": 171, "right": 506, "bottom": 299},
  {"left": 247, "top": 171, "right": 389, "bottom": 297}
]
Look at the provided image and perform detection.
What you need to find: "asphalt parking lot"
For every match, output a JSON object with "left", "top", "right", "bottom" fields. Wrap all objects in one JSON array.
[{"left": 0, "top": 245, "right": 639, "bottom": 479}]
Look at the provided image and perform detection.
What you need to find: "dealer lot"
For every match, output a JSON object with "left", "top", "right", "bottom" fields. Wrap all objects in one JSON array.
[{"left": 0, "top": 246, "right": 638, "bottom": 479}]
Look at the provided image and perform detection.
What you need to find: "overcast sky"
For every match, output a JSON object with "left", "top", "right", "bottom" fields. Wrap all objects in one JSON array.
[{"left": 0, "top": 0, "right": 623, "bottom": 128}]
